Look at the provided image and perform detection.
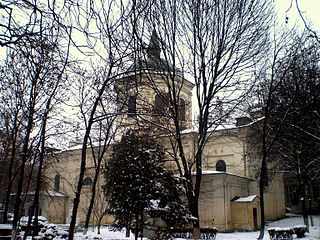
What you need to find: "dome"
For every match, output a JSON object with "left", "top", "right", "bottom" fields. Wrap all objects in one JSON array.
[{"left": 127, "top": 30, "right": 183, "bottom": 76}]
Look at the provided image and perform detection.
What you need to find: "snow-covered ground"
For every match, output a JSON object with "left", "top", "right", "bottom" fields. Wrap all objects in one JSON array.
[
  {"left": 216, "top": 214, "right": 320, "bottom": 240},
  {"left": 73, "top": 214, "right": 320, "bottom": 240}
]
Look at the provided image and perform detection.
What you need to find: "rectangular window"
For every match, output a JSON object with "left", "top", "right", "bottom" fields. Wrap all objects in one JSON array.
[
  {"left": 285, "top": 184, "right": 297, "bottom": 205},
  {"left": 128, "top": 95, "right": 136, "bottom": 117},
  {"left": 54, "top": 174, "right": 60, "bottom": 192}
]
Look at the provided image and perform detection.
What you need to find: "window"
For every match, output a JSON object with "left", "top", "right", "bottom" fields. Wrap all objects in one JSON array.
[
  {"left": 128, "top": 95, "right": 136, "bottom": 117},
  {"left": 179, "top": 98, "right": 186, "bottom": 121},
  {"left": 216, "top": 160, "right": 226, "bottom": 172},
  {"left": 83, "top": 177, "right": 92, "bottom": 186},
  {"left": 54, "top": 174, "right": 60, "bottom": 192},
  {"left": 285, "top": 184, "right": 298, "bottom": 205},
  {"left": 154, "top": 94, "right": 166, "bottom": 113}
]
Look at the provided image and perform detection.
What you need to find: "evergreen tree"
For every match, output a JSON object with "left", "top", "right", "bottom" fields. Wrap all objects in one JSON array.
[{"left": 104, "top": 131, "right": 190, "bottom": 239}]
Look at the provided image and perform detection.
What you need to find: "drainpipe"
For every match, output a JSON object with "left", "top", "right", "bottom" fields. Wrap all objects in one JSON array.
[
  {"left": 224, "top": 174, "right": 228, "bottom": 231},
  {"left": 243, "top": 140, "right": 250, "bottom": 196},
  {"left": 243, "top": 140, "right": 247, "bottom": 177},
  {"left": 63, "top": 196, "right": 67, "bottom": 224}
]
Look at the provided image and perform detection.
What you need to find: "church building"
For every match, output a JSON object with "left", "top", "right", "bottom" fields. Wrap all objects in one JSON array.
[{"left": 41, "top": 30, "right": 286, "bottom": 232}]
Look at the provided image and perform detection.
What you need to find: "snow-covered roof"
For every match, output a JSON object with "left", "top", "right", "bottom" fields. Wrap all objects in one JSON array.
[
  {"left": 14, "top": 191, "right": 67, "bottom": 197},
  {"left": 0, "top": 224, "right": 12, "bottom": 229},
  {"left": 55, "top": 139, "right": 116, "bottom": 153},
  {"left": 181, "top": 128, "right": 197, "bottom": 134},
  {"left": 183, "top": 117, "right": 264, "bottom": 136},
  {"left": 250, "top": 106, "right": 263, "bottom": 113},
  {"left": 65, "top": 143, "right": 83, "bottom": 151},
  {"left": 232, "top": 195, "right": 258, "bottom": 203},
  {"left": 45, "top": 191, "right": 66, "bottom": 197}
]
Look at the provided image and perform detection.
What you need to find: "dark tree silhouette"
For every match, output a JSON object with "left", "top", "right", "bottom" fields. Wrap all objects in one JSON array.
[{"left": 104, "top": 131, "right": 191, "bottom": 240}]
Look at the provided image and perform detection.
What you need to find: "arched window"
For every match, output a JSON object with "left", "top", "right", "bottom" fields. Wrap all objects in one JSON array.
[
  {"left": 54, "top": 174, "right": 60, "bottom": 191},
  {"left": 128, "top": 95, "right": 136, "bottom": 117},
  {"left": 83, "top": 177, "right": 92, "bottom": 186},
  {"left": 179, "top": 98, "right": 186, "bottom": 121},
  {"left": 216, "top": 160, "right": 226, "bottom": 172},
  {"left": 154, "top": 94, "right": 165, "bottom": 113}
]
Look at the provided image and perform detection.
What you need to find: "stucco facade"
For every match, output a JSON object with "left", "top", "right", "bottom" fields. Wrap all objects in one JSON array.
[
  {"left": 43, "top": 121, "right": 286, "bottom": 231},
  {"left": 42, "top": 31, "right": 286, "bottom": 231}
]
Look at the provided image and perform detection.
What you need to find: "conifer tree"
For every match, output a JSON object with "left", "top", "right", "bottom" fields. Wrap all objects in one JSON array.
[{"left": 104, "top": 131, "right": 190, "bottom": 239}]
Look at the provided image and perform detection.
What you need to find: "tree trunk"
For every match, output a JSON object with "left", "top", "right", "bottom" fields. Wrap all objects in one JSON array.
[
  {"left": 12, "top": 95, "right": 36, "bottom": 240},
  {"left": 68, "top": 141, "right": 87, "bottom": 240},
  {"left": 68, "top": 69, "right": 113, "bottom": 240},
  {"left": 83, "top": 149, "right": 104, "bottom": 234},
  {"left": 139, "top": 208, "right": 144, "bottom": 240},
  {"left": 189, "top": 195, "right": 200, "bottom": 240},
  {"left": 193, "top": 222, "right": 200, "bottom": 240},
  {"left": 301, "top": 186, "right": 309, "bottom": 232},
  {"left": 126, "top": 227, "right": 130, "bottom": 237},
  {"left": 22, "top": 205, "right": 34, "bottom": 240},
  {"left": 258, "top": 182, "right": 265, "bottom": 239},
  {"left": 307, "top": 184, "right": 313, "bottom": 227},
  {"left": 31, "top": 107, "right": 50, "bottom": 237},
  {"left": 98, "top": 215, "right": 104, "bottom": 234},
  {"left": 257, "top": 156, "right": 267, "bottom": 240},
  {"left": 23, "top": 87, "right": 56, "bottom": 240},
  {"left": 3, "top": 126, "right": 17, "bottom": 224},
  {"left": 135, "top": 214, "right": 139, "bottom": 240},
  {"left": 11, "top": 139, "right": 31, "bottom": 240},
  {"left": 126, "top": 216, "right": 131, "bottom": 237}
]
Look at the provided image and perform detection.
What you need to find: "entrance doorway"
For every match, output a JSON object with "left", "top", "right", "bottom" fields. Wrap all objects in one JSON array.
[{"left": 253, "top": 208, "right": 258, "bottom": 230}]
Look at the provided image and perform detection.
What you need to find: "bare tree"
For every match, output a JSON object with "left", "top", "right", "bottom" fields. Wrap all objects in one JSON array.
[
  {"left": 0, "top": 0, "right": 75, "bottom": 47},
  {"left": 285, "top": 0, "right": 320, "bottom": 44},
  {"left": 67, "top": 66, "right": 116, "bottom": 240},
  {"left": 270, "top": 34, "right": 320, "bottom": 231},
  {"left": 0, "top": 62, "right": 26, "bottom": 224},
  {"left": 120, "top": 0, "right": 272, "bottom": 238},
  {"left": 0, "top": 21, "right": 70, "bottom": 238},
  {"left": 82, "top": 176, "right": 109, "bottom": 234},
  {"left": 66, "top": 1, "right": 138, "bottom": 238},
  {"left": 79, "top": 70, "right": 120, "bottom": 235},
  {"left": 244, "top": 28, "right": 313, "bottom": 239},
  {"left": 24, "top": 33, "right": 70, "bottom": 240}
]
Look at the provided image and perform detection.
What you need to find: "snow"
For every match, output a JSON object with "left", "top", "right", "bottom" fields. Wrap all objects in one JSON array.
[
  {"left": 0, "top": 224, "right": 12, "bottom": 229},
  {"left": 19, "top": 216, "right": 68, "bottom": 239},
  {"left": 20, "top": 215, "right": 48, "bottom": 224},
  {"left": 16, "top": 214, "right": 320, "bottom": 239},
  {"left": 233, "top": 195, "right": 258, "bottom": 202},
  {"left": 267, "top": 227, "right": 292, "bottom": 231},
  {"left": 73, "top": 227, "right": 144, "bottom": 240},
  {"left": 55, "top": 139, "right": 116, "bottom": 153},
  {"left": 195, "top": 170, "right": 254, "bottom": 181},
  {"left": 18, "top": 191, "right": 66, "bottom": 197},
  {"left": 68, "top": 214, "right": 319, "bottom": 239},
  {"left": 150, "top": 199, "right": 160, "bottom": 208},
  {"left": 215, "top": 215, "right": 320, "bottom": 240},
  {"left": 45, "top": 191, "right": 66, "bottom": 197}
]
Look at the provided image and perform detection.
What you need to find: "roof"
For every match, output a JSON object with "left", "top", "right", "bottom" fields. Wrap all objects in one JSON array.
[
  {"left": 127, "top": 57, "right": 183, "bottom": 76},
  {"left": 0, "top": 224, "right": 12, "bottom": 229},
  {"left": 14, "top": 191, "right": 67, "bottom": 197},
  {"left": 45, "top": 191, "right": 66, "bottom": 197},
  {"left": 54, "top": 139, "right": 116, "bottom": 154},
  {"left": 127, "top": 30, "right": 183, "bottom": 77},
  {"left": 193, "top": 170, "right": 254, "bottom": 181},
  {"left": 232, "top": 195, "right": 258, "bottom": 203}
]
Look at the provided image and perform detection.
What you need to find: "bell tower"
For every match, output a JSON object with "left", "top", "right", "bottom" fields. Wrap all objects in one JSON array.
[{"left": 115, "top": 30, "right": 194, "bottom": 139}]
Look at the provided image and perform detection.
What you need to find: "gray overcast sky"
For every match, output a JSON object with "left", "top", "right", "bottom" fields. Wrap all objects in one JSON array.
[{"left": 276, "top": 0, "right": 320, "bottom": 32}]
